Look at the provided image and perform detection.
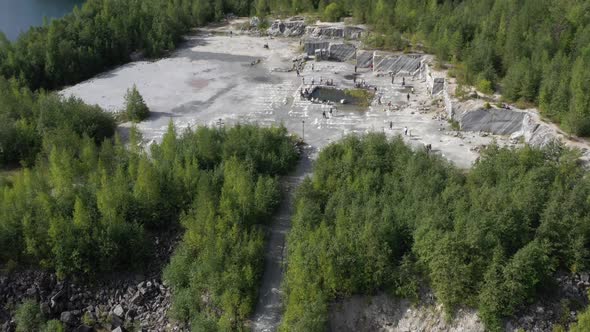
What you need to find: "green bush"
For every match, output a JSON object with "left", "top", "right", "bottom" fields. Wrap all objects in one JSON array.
[
  {"left": 124, "top": 85, "right": 150, "bottom": 122},
  {"left": 323, "top": 3, "right": 345, "bottom": 22},
  {"left": 477, "top": 78, "right": 493, "bottom": 95},
  {"left": 15, "top": 300, "right": 44, "bottom": 332},
  {"left": 42, "top": 320, "right": 64, "bottom": 332},
  {"left": 344, "top": 88, "right": 374, "bottom": 107}
]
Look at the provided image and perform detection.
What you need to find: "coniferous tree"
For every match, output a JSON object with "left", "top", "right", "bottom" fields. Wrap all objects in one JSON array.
[{"left": 124, "top": 85, "right": 150, "bottom": 122}]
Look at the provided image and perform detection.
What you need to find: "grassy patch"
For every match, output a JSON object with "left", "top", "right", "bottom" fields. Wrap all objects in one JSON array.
[{"left": 344, "top": 88, "right": 374, "bottom": 107}]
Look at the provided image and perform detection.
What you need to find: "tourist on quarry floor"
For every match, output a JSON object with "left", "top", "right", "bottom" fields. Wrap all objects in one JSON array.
[
  {"left": 390, "top": 121, "right": 393, "bottom": 130},
  {"left": 402, "top": 77, "right": 405, "bottom": 86},
  {"left": 322, "top": 110, "right": 327, "bottom": 119},
  {"left": 355, "top": 65, "right": 357, "bottom": 73},
  {"left": 407, "top": 93, "right": 410, "bottom": 102},
  {"left": 312, "top": 64, "right": 314, "bottom": 71},
  {"left": 230, "top": 31, "right": 233, "bottom": 37},
  {"left": 411, "top": 87, "right": 415, "bottom": 94},
  {"left": 311, "top": 78, "right": 315, "bottom": 85},
  {"left": 392, "top": 75, "right": 394, "bottom": 84},
  {"left": 329, "top": 108, "right": 333, "bottom": 116},
  {"left": 302, "top": 77, "right": 305, "bottom": 84},
  {"left": 404, "top": 126, "right": 408, "bottom": 136}
]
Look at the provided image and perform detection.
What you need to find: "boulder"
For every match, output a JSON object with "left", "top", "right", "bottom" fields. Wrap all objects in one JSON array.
[
  {"left": 130, "top": 291, "right": 144, "bottom": 305},
  {"left": 40, "top": 302, "right": 51, "bottom": 316},
  {"left": 75, "top": 325, "right": 93, "bottom": 332},
  {"left": 60, "top": 311, "right": 74, "bottom": 325},
  {"left": 111, "top": 314, "right": 123, "bottom": 328},
  {"left": 113, "top": 304, "right": 124, "bottom": 318}
]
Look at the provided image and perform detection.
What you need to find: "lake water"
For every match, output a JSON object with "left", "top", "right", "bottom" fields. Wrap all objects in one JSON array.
[{"left": 0, "top": 0, "right": 84, "bottom": 40}]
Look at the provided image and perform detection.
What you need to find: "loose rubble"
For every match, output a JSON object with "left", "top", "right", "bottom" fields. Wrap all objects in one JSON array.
[{"left": 0, "top": 231, "right": 183, "bottom": 332}]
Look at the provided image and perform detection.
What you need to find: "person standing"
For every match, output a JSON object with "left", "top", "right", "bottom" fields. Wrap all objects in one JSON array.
[
  {"left": 404, "top": 126, "right": 408, "bottom": 136},
  {"left": 390, "top": 121, "right": 393, "bottom": 130},
  {"left": 402, "top": 77, "right": 405, "bottom": 86},
  {"left": 407, "top": 93, "right": 410, "bottom": 102}
]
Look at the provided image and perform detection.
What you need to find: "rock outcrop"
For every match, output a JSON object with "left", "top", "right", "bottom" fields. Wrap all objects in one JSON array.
[
  {"left": 328, "top": 43, "right": 356, "bottom": 62},
  {"left": 329, "top": 272, "right": 590, "bottom": 332},
  {"left": 304, "top": 40, "right": 330, "bottom": 56},
  {"left": 373, "top": 53, "right": 423, "bottom": 74},
  {"left": 329, "top": 293, "right": 484, "bottom": 332},
  {"left": 306, "top": 25, "right": 365, "bottom": 39},
  {"left": 460, "top": 108, "right": 526, "bottom": 136},
  {"left": 268, "top": 19, "right": 306, "bottom": 37}
]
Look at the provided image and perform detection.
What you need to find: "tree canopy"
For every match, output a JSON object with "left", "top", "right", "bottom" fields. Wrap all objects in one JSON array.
[
  {"left": 282, "top": 134, "right": 590, "bottom": 331},
  {"left": 0, "top": 122, "right": 299, "bottom": 282},
  {"left": 124, "top": 85, "right": 150, "bottom": 122}
]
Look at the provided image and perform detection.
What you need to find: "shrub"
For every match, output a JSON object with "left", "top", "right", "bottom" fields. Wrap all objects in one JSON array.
[
  {"left": 42, "top": 320, "right": 64, "bottom": 332},
  {"left": 124, "top": 85, "right": 150, "bottom": 122},
  {"left": 323, "top": 3, "right": 345, "bottom": 22},
  {"left": 477, "top": 78, "right": 493, "bottom": 95},
  {"left": 15, "top": 300, "right": 44, "bottom": 332}
]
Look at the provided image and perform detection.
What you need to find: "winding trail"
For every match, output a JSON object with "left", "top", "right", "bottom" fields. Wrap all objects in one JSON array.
[{"left": 252, "top": 149, "right": 314, "bottom": 332}]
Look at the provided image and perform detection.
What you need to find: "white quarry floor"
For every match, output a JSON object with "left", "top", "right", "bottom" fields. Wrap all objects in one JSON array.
[{"left": 61, "top": 27, "right": 509, "bottom": 169}]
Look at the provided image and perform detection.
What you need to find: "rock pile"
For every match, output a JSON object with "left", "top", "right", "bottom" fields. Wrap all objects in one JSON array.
[
  {"left": 0, "top": 231, "right": 183, "bottom": 332},
  {"left": 0, "top": 271, "right": 183, "bottom": 332}
]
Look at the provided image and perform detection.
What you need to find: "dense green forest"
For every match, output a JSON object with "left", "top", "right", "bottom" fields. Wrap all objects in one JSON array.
[
  {"left": 0, "top": 77, "right": 115, "bottom": 167},
  {"left": 281, "top": 134, "right": 590, "bottom": 331},
  {"left": 163, "top": 124, "right": 299, "bottom": 330},
  {"left": 0, "top": 123, "right": 298, "bottom": 281}
]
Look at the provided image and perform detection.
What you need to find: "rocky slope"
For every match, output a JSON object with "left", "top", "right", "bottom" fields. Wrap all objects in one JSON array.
[
  {"left": 0, "top": 231, "right": 183, "bottom": 332},
  {"left": 329, "top": 272, "right": 590, "bottom": 332}
]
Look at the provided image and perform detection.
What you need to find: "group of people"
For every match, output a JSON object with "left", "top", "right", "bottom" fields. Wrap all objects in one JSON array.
[
  {"left": 301, "top": 76, "right": 334, "bottom": 87},
  {"left": 321, "top": 107, "right": 335, "bottom": 119}
]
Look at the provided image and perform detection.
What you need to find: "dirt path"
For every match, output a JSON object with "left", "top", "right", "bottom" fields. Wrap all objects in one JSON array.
[{"left": 252, "top": 148, "right": 314, "bottom": 332}]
